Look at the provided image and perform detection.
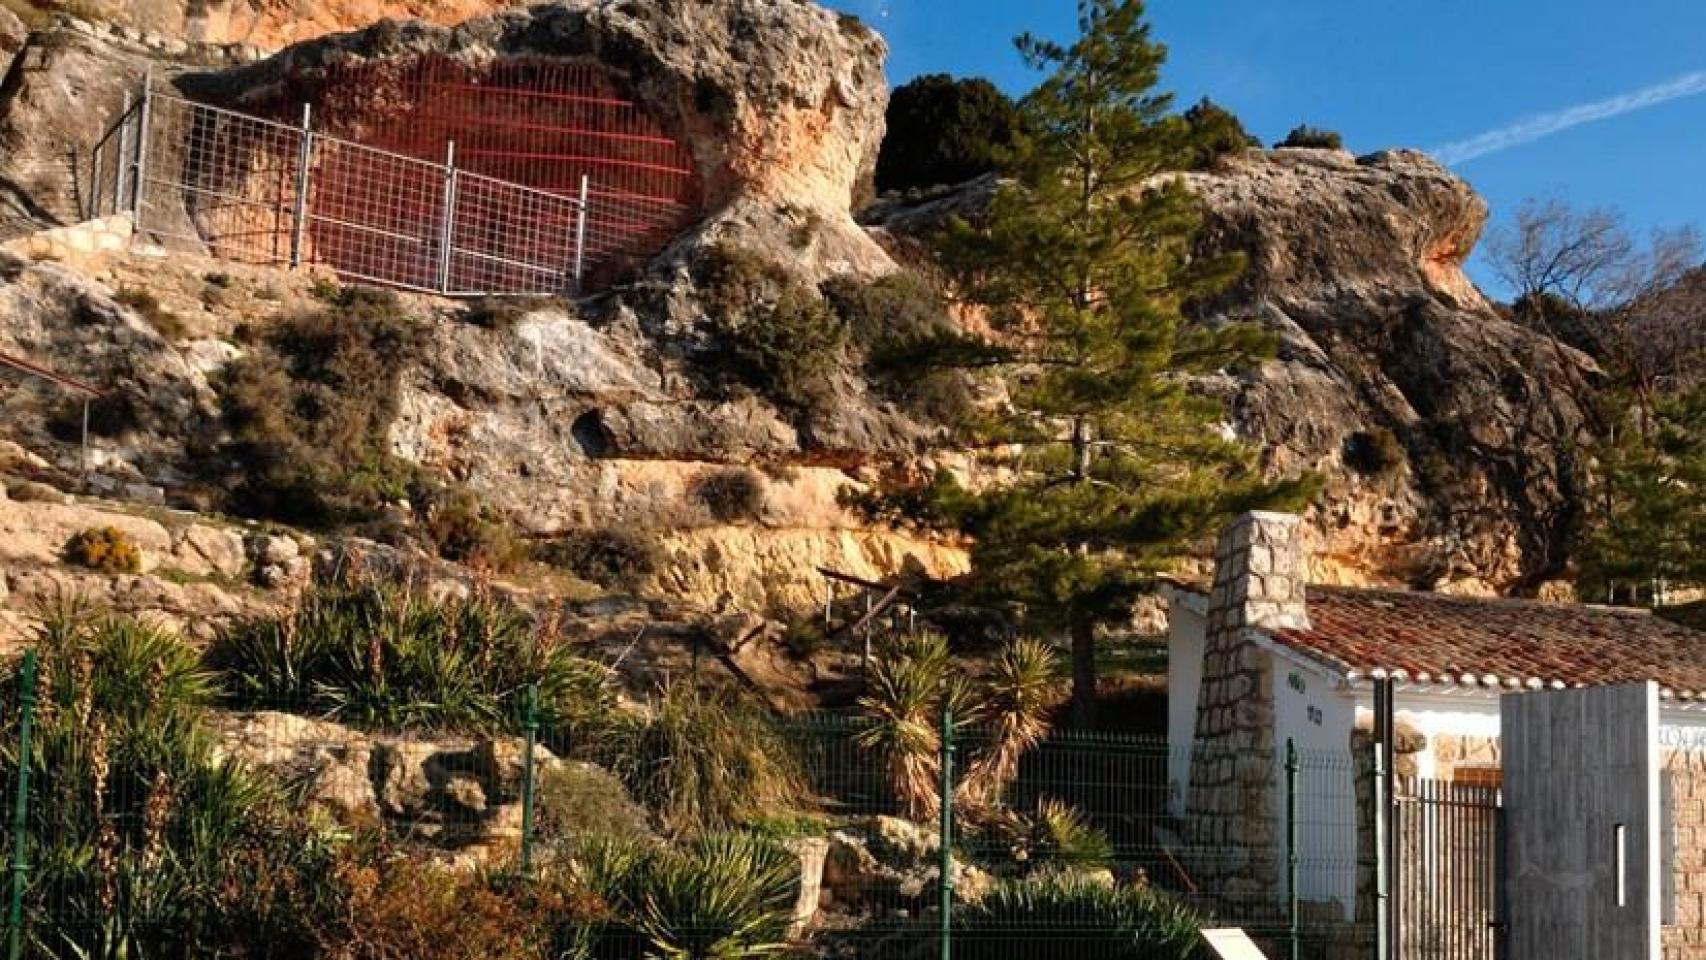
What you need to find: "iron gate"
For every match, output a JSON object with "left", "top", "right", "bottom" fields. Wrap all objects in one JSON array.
[{"left": 1395, "top": 777, "right": 1504, "bottom": 960}]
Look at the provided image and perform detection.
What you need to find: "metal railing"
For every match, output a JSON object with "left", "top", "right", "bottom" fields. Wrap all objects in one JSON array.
[
  {"left": 85, "top": 81, "right": 609, "bottom": 298},
  {"left": 1394, "top": 777, "right": 1503, "bottom": 960}
]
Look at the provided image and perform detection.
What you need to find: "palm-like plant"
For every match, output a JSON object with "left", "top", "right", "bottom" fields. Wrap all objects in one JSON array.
[
  {"left": 1, "top": 603, "right": 297, "bottom": 960},
  {"left": 854, "top": 633, "right": 976, "bottom": 820},
  {"left": 958, "top": 637, "right": 1059, "bottom": 809},
  {"left": 857, "top": 634, "right": 1059, "bottom": 821}
]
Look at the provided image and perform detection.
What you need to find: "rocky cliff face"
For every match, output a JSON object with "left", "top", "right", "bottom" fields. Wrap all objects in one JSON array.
[
  {"left": 0, "top": 0, "right": 1600, "bottom": 646},
  {"left": 1185, "top": 148, "right": 1593, "bottom": 593},
  {"left": 872, "top": 148, "right": 1596, "bottom": 595}
]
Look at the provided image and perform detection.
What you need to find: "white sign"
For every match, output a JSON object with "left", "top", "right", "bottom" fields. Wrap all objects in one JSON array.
[{"left": 1201, "top": 928, "right": 1267, "bottom": 960}]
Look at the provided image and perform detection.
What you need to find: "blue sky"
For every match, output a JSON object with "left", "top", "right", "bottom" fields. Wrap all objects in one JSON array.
[{"left": 830, "top": 1, "right": 1706, "bottom": 298}]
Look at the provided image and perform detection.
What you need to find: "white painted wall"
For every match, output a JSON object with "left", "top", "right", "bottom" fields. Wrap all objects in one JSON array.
[
  {"left": 1271, "top": 654, "right": 1358, "bottom": 918},
  {"left": 1166, "top": 598, "right": 1207, "bottom": 818}
]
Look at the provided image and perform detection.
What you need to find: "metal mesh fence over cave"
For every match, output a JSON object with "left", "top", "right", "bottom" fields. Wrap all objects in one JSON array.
[{"left": 86, "top": 73, "right": 701, "bottom": 297}]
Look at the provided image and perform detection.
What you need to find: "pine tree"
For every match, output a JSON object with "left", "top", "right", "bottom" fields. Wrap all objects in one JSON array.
[
  {"left": 1580, "top": 385, "right": 1706, "bottom": 604},
  {"left": 938, "top": 0, "right": 1316, "bottom": 725}
]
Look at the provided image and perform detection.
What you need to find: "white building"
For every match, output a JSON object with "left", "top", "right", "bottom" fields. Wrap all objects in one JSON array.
[{"left": 1164, "top": 511, "right": 1706, "bottom": 920}]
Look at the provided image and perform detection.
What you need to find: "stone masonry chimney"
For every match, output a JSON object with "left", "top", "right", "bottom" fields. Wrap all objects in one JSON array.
[{"left": 1186, "top": 511, "right": 1311, "bottom": 910}]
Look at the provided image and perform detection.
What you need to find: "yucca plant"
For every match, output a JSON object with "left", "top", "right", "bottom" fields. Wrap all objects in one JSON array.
[
  {"left": 211, "top": 578, "right": 618, "bottom": 743},
  {"left": 559, "top": 832, "right": 799, "bottom": 960},
  {"left": 1031, "top": 798, "right": 1113, "bottom": 870},
  {"left": 855, "top": 632, "right": 976, "bottom": 820},
  {"left": 608, "top": 681, "right": 806, "bottom": 834},
  {"left": 857, "top": 633, "right": 1059, "bottom": 821},
  {"left": 0, "top": 603, "right": 313, "bottom": 960},
  {"left": 954, "top": 872, "right": 1202, "bottom": 960},
  {"left": 958, "top": 637, "right": 1059, "bottom": 809}
]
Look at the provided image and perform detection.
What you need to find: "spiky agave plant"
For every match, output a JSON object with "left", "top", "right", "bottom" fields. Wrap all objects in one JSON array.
[
  {"left": 854, "top": 632, "right": 976, "bottom": 820},
  {"left": 560, "top": 832, "right": 799, "bottom": 960},
  {"left": 1031, "top": 797, "right": 1113, "bottom": 870},
  {"left": 957, "top": 637, "right": 1059, "bottom": 810},
  {"left": 954, "top": 872, "right": 1202, "bottom": 960}
]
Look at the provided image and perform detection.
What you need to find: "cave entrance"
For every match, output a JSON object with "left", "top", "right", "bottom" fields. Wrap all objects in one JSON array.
[{"left": 301, "top": 55, "right": 704, "bottom": 295}]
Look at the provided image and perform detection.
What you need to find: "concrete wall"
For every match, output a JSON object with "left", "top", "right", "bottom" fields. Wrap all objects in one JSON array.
[
  {"left": 1166, "top": 595, "right": 1207, "bottom": 818},
  {"left": 1272, "top": 656, "right": 1358, "bottom": 917}
]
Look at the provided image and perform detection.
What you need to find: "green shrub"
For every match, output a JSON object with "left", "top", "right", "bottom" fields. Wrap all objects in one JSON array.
[
  {"left": 697, "top": 245, "right": 847, "bottom": 415},
  {"left": 692, "top": 468, "right": 766, "bottom": 524},
  {"left": 606, "top": 681, "right": 807, "bottom": 833},
  {"left": 876, "top": 73, "right": 1030, "bottom": 193},
  {"left": 953, "top": 872, "right": 1203, "bottom": 960},
  {"left": 219, "top": 287, "right": 425, "bottom": 527},
  {"left": 421, "top": 485, "right": 524, "bottom": 570},
  {"left": 63, "top": 525, "right": 142, "bottom": 573},
  {"left": 1343, "top": 428, "right": 1406, "bottom": 476},
  {"left": 556, "top": 832, "right": 799, "bottom": 960},
  {"left": 210, "top": 579, "right": 618, "bottom": 746},
  {"left": 1276, "top": 124, "right": 1344, "bottom": 150},
  {"left": 823, "top": 272, "right": 999, "bottom": 425},
  {"left": 533, "top": 527, "right": 660, "bottom": 590},
  {"left": 1181, "top": 97, "right": 1259, "bottom": 169},
  {"left": 535, "top": 763, "right": 653, "bottom": 846}
]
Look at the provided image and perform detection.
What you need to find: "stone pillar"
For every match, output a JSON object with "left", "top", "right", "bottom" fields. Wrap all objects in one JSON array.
[{"left": 1185, "top": 512, "right": 1310, "bottom": 914}]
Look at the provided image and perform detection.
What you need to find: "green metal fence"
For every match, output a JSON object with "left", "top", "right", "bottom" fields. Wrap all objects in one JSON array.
[{"left": 0, "top": 637, "right": 1376, "bottom": 960}]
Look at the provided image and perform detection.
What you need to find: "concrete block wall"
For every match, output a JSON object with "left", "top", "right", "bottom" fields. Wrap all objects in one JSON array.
[
  {"left": 1187, "top": 512, "right": 1311, "bottom": 916},
  {"left": 2, "top": 215, "right": 134, "bottom": 262}
]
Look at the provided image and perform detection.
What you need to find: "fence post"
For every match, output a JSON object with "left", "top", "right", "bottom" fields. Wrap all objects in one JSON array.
[
  {"left": 519, "top": 682, "right": 538, "bottom": 879},
  {"left": 1286, "top": 737, "right": 1300, "bottom": 960},
  {"left": 131, "top": 76, "right": 153, "bottom": 229},
  {"left": 938, "top": 700, "right": 954, "bottom": 960},
  {"left": 90, "top": 140, "right": 104, "bottom": 218},
  {"left": 289, "top": 103, "right": 314, "bottom": 270},
  {"left": 438, "top": 141, "right": 459, "bottom": 295},
  {"left": 1374, "top": 731, "right": 1391, "bottom": 960},
  {"left": 571, "top": 173, "right": 589, "bottom": 296},
  {"left": 114, "top": 90, "right": 132, "bottom": 217},
  {"left": 6, "top": 649, "right": 38, "bottom": 960}
]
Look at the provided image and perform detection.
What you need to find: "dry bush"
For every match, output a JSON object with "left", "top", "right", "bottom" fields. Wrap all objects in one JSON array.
[{"left": 62, "top": 525, "right": 141, "bottom": 573}]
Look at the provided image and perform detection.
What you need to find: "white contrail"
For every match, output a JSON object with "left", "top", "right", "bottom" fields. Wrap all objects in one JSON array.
[{"left": 1430, "top": 69, "right": 1706, "bottom": 166}]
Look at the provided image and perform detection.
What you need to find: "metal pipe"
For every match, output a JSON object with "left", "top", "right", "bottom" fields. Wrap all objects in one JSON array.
[
  {"left": 90, "top": 140, "right": 104, "bottom": 217},
  {"left": 572, "top": 173, "right": 589, "bottom": 295},
  {"left": 6, "top": 649, "right": 39, "bottom": 960},
  {"left": 289, "top": 103, "right": 313, "bottom": 269}
]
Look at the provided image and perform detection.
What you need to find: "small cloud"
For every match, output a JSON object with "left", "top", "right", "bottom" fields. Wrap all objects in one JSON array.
[{"left": 1430, "top": 69, "right": 1706, "bottom": 166}]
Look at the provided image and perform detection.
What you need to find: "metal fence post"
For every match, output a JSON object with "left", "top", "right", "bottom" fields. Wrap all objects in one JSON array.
[
  {"left": 1286, "top": 737, "right": 1300, "bottom": 960},
  {"left": 1374, "top": 730, "right": 1391, "bottom": 960},
  {"left": 90, "top": 140, "right": 104, "bottom": 218},
  {"left": 113, "top": 90, "right": 132, "bottom": 217},
  {"left": 520, "top": 682, "right": 538, "bottom": 879},
  {"left": 938, "top": 700, "right": 954, "bottom": 960},
  {"left": 131, "top": 77, "right": 153, "bottom": 229},
  {"left": 289, "top": 104, "right": 314, "bottom": 270},
  {"left": 7, "top": 649, "right": 38, "bottom": 960},
  {"left": 571, "top": 173, "right": 589, "bottom": 296},
  {"left": 438, "top": 141, "right": 459, "bottom": 294}
]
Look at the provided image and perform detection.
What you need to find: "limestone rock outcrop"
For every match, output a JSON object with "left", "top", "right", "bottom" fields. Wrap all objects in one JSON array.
[
  {"left": 1181, "top": 148, "right": 1594, "bottom": 593},
  {"left": 870, "top": 149, "right": 1596, "bottom": 594}
]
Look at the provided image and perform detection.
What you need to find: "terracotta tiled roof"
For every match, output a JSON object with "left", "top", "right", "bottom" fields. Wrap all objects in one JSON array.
[{"left": 1267, "top": 586, "right": 1706, "bottom": 699}]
